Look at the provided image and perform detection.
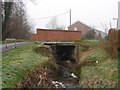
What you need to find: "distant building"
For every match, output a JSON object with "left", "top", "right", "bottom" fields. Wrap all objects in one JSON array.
[
  {"left": 68, "top": 21, "right": 106, "bottom": 39},
  {"left": 94, "top": 29, "right": 107, "bottom": 38},
  {"left": 68, "top": 21, "right": 91, "bottom": 35},
  {"left": 118, "top": 1, "right": 120, "bottom": 29}
]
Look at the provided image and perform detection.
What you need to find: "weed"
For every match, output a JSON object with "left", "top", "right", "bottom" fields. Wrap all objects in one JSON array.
[
  {"left": 80, "top": 59, "right": 118, "bottom": 88},
  {"left": 100, "top": 41, "right": 118, "bottom": 59},
  {"left": 76, "top": 39, "right": 118, "bottom": 88},
  {"left": 2, "top": 43, "right": 48, "bottom": 88}
]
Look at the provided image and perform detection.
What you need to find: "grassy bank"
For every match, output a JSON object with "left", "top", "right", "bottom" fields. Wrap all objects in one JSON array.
[
  {"left": 1, "top": 39, "right": 28, "bottom": 44},
  {"left": 80, "top": 59, "right": 118, "bottom": 88},
  {"left": 2, "top": 43, "right": 48, "bottom": 88},
  {"left": 76, "top": 40, "right": 118, "bottom": 88}
]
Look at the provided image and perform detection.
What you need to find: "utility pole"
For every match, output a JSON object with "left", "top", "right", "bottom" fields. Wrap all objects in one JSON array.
[{"left": 70, "top": 9, "right": 71, "bottom": 30}]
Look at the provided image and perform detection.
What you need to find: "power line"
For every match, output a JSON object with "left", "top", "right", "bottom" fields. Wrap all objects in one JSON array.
[{"left": 28, "top": 11, "right": 69, "bottom": 20}]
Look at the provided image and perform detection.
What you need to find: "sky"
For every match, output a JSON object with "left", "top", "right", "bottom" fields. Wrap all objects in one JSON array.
[{"left": 24, "top": 0, "right": 120, "bottom": 33}]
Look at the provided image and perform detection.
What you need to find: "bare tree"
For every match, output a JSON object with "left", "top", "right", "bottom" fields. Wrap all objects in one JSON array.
[
  {"left": 46, "top": 16, "right": 58, "bottom": 29},
  {"left": 101, "top": 22, "right": 111, "bottom": 34},
  {"left": 46, "top": 16, "right": 65, "bottom": 30},
  {"left": 55, "top": 25, "right": 65, "bottom": 30},
  {"left": 2, "top": 1, "right": 32, "bottom": 40},
  {"left": 8, "top": 2, "right": 31, "bottom": 39},
  {"left": 2, "top": 2, "right": 14, "bottom": 40},
  {"left": 30, "top": 0, "right": 37, "bottom": 5}
]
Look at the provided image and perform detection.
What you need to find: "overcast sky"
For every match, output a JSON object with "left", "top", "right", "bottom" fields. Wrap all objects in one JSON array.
[{"left": 25, "top": 0, "right": 120, "bottom": 32}]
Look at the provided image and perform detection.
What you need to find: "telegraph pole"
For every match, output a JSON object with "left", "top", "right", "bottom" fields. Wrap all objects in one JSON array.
[{"left": 70, "top": 9, "right": 71, "bottom": 30}]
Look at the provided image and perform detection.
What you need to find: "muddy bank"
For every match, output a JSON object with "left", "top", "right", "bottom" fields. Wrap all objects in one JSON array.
[{"left": 17, "top": 60, "right": 80, "bottom": 88}]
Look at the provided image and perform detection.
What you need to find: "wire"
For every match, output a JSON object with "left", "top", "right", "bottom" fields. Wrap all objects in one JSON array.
[{"left": 29, "top": 11, "right": 69, "bottom": 20}]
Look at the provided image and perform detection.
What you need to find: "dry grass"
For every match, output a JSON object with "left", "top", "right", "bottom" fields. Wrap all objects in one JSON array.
[
  {"left": 100, "top": 41, "right": 118, "bottom": 59},
  {"left": 103, "top": 28, "right": 119, "bottom": 59},
  {"left": 17, "top": 60, "right": 60, "bottom": 88},
  {"left": 75, "top": 40, "right": 118, "bottom": 88}
]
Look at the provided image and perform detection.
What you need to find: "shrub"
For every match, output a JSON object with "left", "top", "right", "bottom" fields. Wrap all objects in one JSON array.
[
  {"left": 108, "top": 28, "right": 118, "bottom": 49},
  {"left": 100, "top": 28, "right": 120, "bottom": 59},
  {"left": 101, "top": 41, "right": 117, "bottom": 59},
  {"left": 35, "top": 45, "right": 52, "bottom": 58},
  {"left": 118, "top": 30, "right": 120, "bottom": 51},
  {"left": 84, "top": 29, "right": 96, "bottom": 40}
]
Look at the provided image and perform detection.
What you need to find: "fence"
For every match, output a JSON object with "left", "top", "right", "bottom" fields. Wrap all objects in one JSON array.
[{"left": 30, "top": 29, "right": 82, "bottom": 41}]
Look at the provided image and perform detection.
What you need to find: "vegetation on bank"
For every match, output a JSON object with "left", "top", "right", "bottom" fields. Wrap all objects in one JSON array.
[
  {"left": 75, "top": 40, "right": 118, "bottom": 88},
  {"left": 0, "top": 39, "right": 28, "bottom": 44},
  {"left": 80, "top": 58, "right": 118, "bottom": 88},
  {"left": 2, "top": 39, "right": 119, "bottom": 88},
  {"left": 2, "top": 43, "right": 48, "bottom": 88}
]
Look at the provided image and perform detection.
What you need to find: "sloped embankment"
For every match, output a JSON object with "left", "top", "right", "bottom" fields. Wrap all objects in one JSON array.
[
  {"left": 17, "top": 44, "right": 81, "bottom": 88},
  {"left": 17, "top": 61, "right": 60, "bottom": 88}
]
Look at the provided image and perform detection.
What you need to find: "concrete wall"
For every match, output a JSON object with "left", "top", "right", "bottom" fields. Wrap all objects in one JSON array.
[
  {"left": 118, "top": 1, "right": 120, "bottom": 29},
  {"left": 30, "top": 29, "right": 82, "bottom": 41}
]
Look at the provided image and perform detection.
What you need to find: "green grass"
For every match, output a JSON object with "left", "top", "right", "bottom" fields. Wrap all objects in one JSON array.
[
  {"left": 77, "top": 40, "right": 118, "bottom": 88},
  {"left": 2, "top": 43, "right": 48, "bottom": 88},
  {"left": 75, "top": 40, "right": 100, "bottom": 44},
  {"left": 86, "top": 48, "right": 109, "bottom": 62},
  {"left": 80, "top": 59, "right": 118, "bottom": 88},
  {"left": 75, "top": 40, "right": 100, "bottom": 48},
  {"left": 1, "top": 39, "right": 28, "bottom": 44}
]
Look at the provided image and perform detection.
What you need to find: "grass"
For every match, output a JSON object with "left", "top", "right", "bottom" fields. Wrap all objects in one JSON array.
[
  {"left": 86, "top": 48, "right": 109, "bottom": 62},
  {"left": 0, "top": 52, "right": 2, "bottom": 89},
  {"left": 2, "top": 40, "right": 119, "bottom": 88},
  {"left": 75, "top": 40, "right": 100, "bottom": 49},
  {"left": 80, "top": 59, "right": 118, "bottom": 88},
  {"left": 75, "top": 40, "right": 99, "bottom": 44},
  {"left": 75, "top": 40, "right": 118, "bottom": 88},
  {"left": 2, "top": 43, "right": 49, "bottom": 88},
  {"left": 1, "top": 39, "right": 28, "bottom": 44}
]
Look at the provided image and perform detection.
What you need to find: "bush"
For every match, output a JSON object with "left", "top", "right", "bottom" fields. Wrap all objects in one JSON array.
[
  {"left": 100, "top": 28, "right": 120, "bottom": 59},
  {"left": 84, "top": 30, "right": 96, "bottom": 40},
  {"left": 118, "top": 30, "right": 120, "bottom": 51},
  {"left": 35, "top": 45, "right": 52, "bottom": 58},
  {"left": 108, "top": 28, "right": 118, "bottom": 49},
  {"left": 101, "top": 41, "right": 117, "bottom": 59}
]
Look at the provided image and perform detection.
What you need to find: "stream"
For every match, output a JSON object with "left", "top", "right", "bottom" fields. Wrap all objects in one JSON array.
[{"left": 51, "top": 65, "right": 80, "bottom": 88}]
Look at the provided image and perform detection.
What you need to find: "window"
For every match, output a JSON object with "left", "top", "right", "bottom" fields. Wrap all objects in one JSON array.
[{"left": 74, "top": 27, "right": 77, "bottom": 31}]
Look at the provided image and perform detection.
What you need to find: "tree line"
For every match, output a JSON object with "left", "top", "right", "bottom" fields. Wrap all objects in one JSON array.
[{"left": 2, "top": 1, "right": 32, "bottom": 40}]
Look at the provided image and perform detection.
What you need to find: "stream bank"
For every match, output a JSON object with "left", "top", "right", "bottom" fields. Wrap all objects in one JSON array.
[
  {"left": 17, "top": 42, "right": 90, "bottom": 89},
  {"left": 17, "top": 60, "right": 80, "bottom": 89}
]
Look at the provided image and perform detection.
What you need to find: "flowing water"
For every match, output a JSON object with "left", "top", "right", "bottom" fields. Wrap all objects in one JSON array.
[{"left": 51, "top": 65, "right": 80, "bottom": 88}]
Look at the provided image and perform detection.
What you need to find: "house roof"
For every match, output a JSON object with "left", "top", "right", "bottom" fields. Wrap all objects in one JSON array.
[{"left": 68, "top": 20, "right": 91, "bottom": 28}]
